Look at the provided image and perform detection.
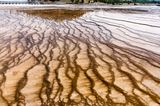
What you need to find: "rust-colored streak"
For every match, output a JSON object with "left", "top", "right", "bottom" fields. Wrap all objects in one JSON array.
[{"left": 0, "top": 9, "right": 160, "bottom": 106}]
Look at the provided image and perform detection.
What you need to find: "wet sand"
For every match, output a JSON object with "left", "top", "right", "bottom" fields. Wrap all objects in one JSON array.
[{"left": 0, "top": 6, "right": 160, "bottom": 106}]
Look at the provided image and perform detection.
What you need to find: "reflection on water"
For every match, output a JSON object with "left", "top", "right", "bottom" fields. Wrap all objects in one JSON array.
[{"left": 18, "top": 9, "right": 89, "bottom": 21}]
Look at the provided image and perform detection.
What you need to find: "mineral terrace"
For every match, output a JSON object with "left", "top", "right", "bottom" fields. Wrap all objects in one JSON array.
[{"left": 0, "top": 7, "right": 160, "bottom": 106}]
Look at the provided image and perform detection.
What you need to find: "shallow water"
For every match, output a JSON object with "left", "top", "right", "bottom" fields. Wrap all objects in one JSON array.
[
  {"left": 18, "top": 9, "right": 89, "bottom": 21},
  {"left": 0, "top": 8, "right": 160, "bottom": 106}
]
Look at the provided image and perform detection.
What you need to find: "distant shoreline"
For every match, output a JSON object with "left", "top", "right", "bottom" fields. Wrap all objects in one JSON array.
[{"left": 0, "top": 3, "right": 159, "bottom": 10}]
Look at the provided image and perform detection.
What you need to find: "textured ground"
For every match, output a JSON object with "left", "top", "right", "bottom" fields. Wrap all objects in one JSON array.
[{"left": 0, "top": 8, "right": 160, "bottom": 106}]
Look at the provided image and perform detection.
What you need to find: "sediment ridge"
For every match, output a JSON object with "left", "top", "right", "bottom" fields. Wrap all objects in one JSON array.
[{"left": 0, "top": 8, "right": 160, "bottom": 106}]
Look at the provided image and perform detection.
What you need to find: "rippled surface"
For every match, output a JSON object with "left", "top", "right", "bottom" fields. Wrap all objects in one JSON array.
[{"left": 0, "top": 8, "right": 160, "bottom": 106}]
